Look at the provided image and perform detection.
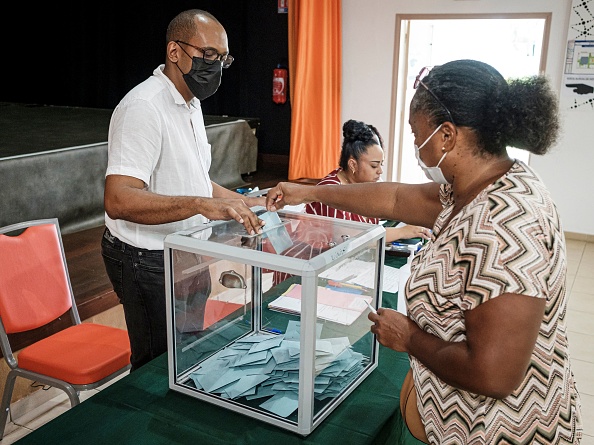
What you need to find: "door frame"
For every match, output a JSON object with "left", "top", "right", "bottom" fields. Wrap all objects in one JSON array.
[{"left": 386, "top": 13, "right": 552, "bottom": 182}]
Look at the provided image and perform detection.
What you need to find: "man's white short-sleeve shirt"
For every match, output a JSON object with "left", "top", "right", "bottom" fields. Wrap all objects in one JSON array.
[{"left": 105, "top": 65, "right": 213, "bottom": 250}]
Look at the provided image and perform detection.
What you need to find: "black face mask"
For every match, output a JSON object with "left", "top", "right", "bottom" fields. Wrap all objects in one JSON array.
[{"left": 177, "top": 48, "right": 222, "bottom": 101}]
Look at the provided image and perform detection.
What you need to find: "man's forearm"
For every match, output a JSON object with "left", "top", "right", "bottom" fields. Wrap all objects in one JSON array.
[{"left": 105, "top": 186, "right": 207, "bottom": 224}]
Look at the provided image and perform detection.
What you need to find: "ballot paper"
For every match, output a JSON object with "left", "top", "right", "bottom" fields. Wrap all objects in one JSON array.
[
  {"left": 319, "top": 259, "right": 400, "bottom": 293},
  {"left": 189, "top": 322, "right": 367, "bottom": 418},
  {"left": 258, "top": 211, "right": 294, "bottom": 254},
  {"left": 267, "top": 284, "right": 373, "bottom": 326}
]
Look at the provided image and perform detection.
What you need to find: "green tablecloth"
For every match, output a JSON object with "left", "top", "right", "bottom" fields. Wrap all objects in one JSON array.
[{"left": 16, "top": 257, "right": 423, "bottom": 445}]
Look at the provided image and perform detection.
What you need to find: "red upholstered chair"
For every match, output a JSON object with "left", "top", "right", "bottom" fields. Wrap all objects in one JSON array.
[{"left": 0, "top": 219, "right": 131, "bottom": 439}]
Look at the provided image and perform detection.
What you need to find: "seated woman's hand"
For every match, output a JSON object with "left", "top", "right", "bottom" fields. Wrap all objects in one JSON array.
[{"left": 386, "top": 225, "right": 431, "bottom": 243}]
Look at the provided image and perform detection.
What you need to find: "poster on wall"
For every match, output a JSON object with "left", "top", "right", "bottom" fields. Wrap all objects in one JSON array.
[{"left": 560, "top": 0, "right": 594, "bottom": 111}]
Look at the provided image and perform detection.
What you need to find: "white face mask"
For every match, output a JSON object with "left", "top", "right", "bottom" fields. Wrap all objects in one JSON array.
[{"left": 414, "top": 124, "right": 449, "bottom": 184}]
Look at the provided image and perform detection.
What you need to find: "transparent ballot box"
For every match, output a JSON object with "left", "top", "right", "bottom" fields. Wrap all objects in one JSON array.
[{"left": 164, "top": 209, "right": 385, "bottom": 435}]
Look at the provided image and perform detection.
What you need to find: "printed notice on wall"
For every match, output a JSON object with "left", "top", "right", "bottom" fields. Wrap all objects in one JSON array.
[
  {"left": 562, "top": 39, "right": 594, "bottom": 111},
  {"left": 561, "top": 0, "right": 594, "bottom": 111}
]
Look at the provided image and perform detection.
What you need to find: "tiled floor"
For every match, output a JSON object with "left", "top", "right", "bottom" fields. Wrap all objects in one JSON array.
[
  {"left": 566, "top": 238, "right": 594, "bottom": 445},
  {"left": 2, "top": 239, "right": 593, "bottom": 444}
]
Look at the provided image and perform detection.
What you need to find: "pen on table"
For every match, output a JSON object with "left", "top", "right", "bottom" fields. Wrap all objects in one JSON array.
[
  {"left": 327, "top": 280, "right": 367, "bottom": 291},
  {"left": 365, "top": 300, "right": 377, "bottom": 314}
]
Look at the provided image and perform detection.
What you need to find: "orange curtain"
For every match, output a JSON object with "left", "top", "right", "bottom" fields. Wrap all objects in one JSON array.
[{"left": 287, "top": 0, "right": 342, "bottom": 181}]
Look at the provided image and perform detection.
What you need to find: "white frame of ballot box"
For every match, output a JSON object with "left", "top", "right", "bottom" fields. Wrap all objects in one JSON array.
[{"left": 164, "top": 209, "right": 385, "bottom": 436}]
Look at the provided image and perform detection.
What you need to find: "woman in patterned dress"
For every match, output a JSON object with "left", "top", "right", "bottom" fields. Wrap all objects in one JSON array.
[
  {"left": 265, "top": 59, "right": 583, "bottom": 444},
  {"left": 305, "top": 119, "right": 431, "bottom": 242}
]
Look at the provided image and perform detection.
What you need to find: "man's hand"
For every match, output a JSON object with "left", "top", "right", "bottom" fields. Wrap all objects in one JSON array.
[
  {"left": 243, "top": 195, "right": 266, "bottom": 208},
  {"left": 104, "top": 175, "right": 264, "bottom": 234},
  {"left": 200, "top": 197, "right": 264, "bottom": 235}
]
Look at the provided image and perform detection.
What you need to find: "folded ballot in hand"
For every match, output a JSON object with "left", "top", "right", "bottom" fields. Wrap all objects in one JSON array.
[{"left": 257, "top": 211, "right": 293, "bottom": 253}]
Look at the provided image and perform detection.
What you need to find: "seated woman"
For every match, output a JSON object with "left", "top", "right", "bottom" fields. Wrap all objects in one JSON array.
[{"left": 305, "top": 119, "right": 430, "bottom": 243}]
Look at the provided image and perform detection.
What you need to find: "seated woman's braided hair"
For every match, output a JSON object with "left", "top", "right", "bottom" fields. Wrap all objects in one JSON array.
[{"left": 339, "top": 119, "right": 385, "bottom": 172}]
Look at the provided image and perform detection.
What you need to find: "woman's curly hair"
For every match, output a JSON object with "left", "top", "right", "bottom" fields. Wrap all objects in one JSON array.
[{"left": 410, "top": 59, "right": 560, "bottom": 156}]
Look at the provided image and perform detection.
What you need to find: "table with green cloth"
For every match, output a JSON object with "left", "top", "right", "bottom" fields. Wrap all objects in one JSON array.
[{"left": 16, "top": 256, "right": 424, "bottom": 445}]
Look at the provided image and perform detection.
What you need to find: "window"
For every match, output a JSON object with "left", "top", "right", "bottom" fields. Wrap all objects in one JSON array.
[{"left": 392, "top": 16, "right": 549, "bottom": 184}]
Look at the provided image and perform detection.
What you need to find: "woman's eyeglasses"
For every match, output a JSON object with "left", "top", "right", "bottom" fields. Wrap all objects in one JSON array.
[{"left": 414, "top": 67, "right": 456, "bottom": 125}]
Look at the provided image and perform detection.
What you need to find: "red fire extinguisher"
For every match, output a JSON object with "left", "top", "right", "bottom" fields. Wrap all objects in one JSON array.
[{"left": 272, "top": 64, "right": 288, "bottom": 104}]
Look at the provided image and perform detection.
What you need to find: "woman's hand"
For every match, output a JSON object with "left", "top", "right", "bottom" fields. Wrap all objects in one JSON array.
[
  {"left": 266, "top": 182, "right": 314, "bottom": 211},
  {"left": 373, "top": 294, "right": 546, "bottom": 399},
  {"left": 368, "top": 308, "right": 419, "bottom": 353}
]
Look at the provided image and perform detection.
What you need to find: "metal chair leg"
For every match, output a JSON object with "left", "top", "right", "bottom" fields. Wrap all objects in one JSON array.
[{"left": 0, "top": 372, "right": 18, "bottom": 440}]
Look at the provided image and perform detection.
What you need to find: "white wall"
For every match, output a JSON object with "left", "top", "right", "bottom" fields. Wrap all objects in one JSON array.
[{"left": 342, "top": 0, "right": 594, "bottom": 235}]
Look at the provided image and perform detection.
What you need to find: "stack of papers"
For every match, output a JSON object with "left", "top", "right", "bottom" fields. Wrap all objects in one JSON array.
[
  {"left": 189, "top": 321, "right": 367, "bottom": 418},
  {"left": 319, "top": 259, "right": 401, "bottom": 293},
  {"left": 267, "top": 284, "right": 373, "bottom": 325}
]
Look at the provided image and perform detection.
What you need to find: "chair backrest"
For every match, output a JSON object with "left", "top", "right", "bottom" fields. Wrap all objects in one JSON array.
[{"left": 0, "top": 219, "right": 75, "bottom": 334}]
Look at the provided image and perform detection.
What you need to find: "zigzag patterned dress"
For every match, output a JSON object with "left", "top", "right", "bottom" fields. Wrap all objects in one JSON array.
[{"left": 406, "top": 160, "right": 583, "bottom": 444}]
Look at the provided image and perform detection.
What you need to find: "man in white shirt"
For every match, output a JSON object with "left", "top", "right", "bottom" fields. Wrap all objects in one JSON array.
[{"left": 101, "top": 9, "right": 264, "bottom": 371}]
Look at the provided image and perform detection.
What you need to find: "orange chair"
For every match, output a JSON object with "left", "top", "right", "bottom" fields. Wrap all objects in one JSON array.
[{"left": 0, "top": 219, "right": 131, "bottom": 439}]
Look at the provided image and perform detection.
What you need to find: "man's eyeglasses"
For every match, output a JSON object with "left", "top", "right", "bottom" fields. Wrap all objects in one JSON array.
[
  {"left": 414, "top": 67, "right": 455, "bottom": 125},
  {"left": 176, "top": 40, "right": 234, "bottom": 68}
]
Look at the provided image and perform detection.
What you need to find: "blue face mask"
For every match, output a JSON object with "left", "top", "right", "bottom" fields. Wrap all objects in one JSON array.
[{"left": 414, "top": 124, "right": 449, "bottom": 185}]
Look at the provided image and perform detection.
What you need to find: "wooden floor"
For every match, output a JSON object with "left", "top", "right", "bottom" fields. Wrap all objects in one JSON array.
[{"left": 63, "top": 225, "right": 119, "bottom": 320}]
